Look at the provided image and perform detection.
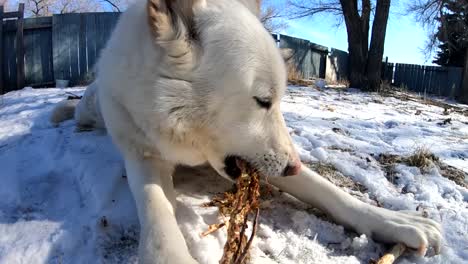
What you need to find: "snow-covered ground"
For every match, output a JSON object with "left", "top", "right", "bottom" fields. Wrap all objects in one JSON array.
[{"left": 0, "top": 86, "right": 467, "bottom": 264}]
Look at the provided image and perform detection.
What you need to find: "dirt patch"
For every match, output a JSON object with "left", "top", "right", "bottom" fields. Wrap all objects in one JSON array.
[
  {"left": 377, "top": 154, "right": 401, "bottom": 184},
  {"left": 331, "top": 127, "right": 350, "bottom": 136},
  {"left": 305, "top": 161, "right": 368, "bottom": 194},
  {"left": 435, "top": 161, "right": 468, "bottom": 189},
  {"left": 288, "top": 79, "right": 315, "bottom": 86},
  {"left": 327, "top": 146, "right": 354, "bottom": 153}
]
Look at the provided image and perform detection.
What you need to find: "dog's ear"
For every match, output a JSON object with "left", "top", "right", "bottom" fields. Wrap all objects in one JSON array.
[
  {"left": 237, "top": 0, "right": 262, "bottom": 17},
  {"left": 147, "top": 0, "right": 205, "bottom": 41},
  {"left": 147, "top": 0, "right": 205, "bottom": 76}
]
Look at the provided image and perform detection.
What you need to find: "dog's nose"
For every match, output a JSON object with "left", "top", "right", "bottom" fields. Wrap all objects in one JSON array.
[{"left": 283, "top": 159, "right": 302, "bottom": 176}]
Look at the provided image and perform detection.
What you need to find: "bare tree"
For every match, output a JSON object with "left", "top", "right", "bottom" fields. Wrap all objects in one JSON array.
[
  {"left": 407, "top": 0, "right": 468, "bottom": 102},
  {"left": 25, "top": 0, "right": 100, "bottom": 17},
  {"left": 288, "top": 0, "right": 392, "bottom": 91},
  {"left": 101, "top": 0, "right": 121, "bottom": 12},
  {"left": 288, "top": 0, "right": 343, "bottom": 18},
  {"left": 260, "top": 0, "right": 288, "bottom": 33},
  {"left": 58, "top": 0, "right": 100, "bottom": 13},
  {"left": 406, "top": 0, "right": 445, "bottom": 59},
  {"left": 407, "top": 0, "right": 444, "bottom": 28},
  {"left": 26, "top": 0, "right": 53, "bottom": 17}
]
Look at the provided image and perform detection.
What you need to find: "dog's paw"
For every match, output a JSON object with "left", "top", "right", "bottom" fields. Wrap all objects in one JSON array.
[{"left": 356, "top": 207, "right": 442, "bottom": 256}]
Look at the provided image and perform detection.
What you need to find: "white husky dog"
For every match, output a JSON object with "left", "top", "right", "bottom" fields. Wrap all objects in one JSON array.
[{"left": 51, "top": 0, "right": 442, "bottom": 263}]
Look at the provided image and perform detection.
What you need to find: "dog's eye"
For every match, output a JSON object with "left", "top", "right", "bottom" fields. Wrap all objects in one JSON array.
[{"left": 254, "top": 97, "right": 272, "bottom": 109}]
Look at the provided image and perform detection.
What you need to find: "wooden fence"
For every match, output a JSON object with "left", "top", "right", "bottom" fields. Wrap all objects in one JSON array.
[
  {"left": 52, "top": 13, "right": 120, "bottom": 85},
  {"left": 279, "top": 34, "right": 328, "bottom": 79},
  {"left": 1, "top": 3, "right": 25, "bottom": 94},
  {"left": 390, "top": 63, "right": 463, "bottom": 97},
  {"left": 1, "top": 7, "right": 120, "bottom": 94},
  {"left": 326, "top": 48, "right": 349, "bottom": 82},
  {"left": 1, "top": 11, "right": 331, "bottom": 94},
  {"left": 381, "top": 61, "right": 394, "bottom": 83}
]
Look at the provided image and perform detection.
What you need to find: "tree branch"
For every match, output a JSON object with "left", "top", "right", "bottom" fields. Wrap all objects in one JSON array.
[
  {"left": 101, "top": 0, "right": 121, "bottom": 12},
  {"left": 287, "top": 0, "right": 343, "bottom": 19}
]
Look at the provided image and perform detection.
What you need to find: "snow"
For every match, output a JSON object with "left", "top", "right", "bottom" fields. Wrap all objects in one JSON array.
[{"left": 0, "top": 86, "right": 467, "bottom": 264}]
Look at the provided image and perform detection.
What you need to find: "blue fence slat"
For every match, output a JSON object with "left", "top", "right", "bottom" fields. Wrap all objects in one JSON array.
[
  {"left": 415, "top": 65, "right": 423, "bottom": 92},
  {"left": 394, "top": 64, "right": 400, "bottom": 86},
  {"left": 67, "top": 14, "right": 81, "bottom": 86},
  {"left": 3, "top": 30, "right": 17, "bottom": 92}
]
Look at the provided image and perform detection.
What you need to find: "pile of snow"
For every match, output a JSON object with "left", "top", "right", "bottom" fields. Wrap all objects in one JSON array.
[{"left": 0, "top": 86, "right": 466, "bottom": 264}]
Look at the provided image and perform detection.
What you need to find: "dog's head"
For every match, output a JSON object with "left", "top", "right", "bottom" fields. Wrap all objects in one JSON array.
[{"left": 148, "top": 0, "right": 301, "bottom": 180}]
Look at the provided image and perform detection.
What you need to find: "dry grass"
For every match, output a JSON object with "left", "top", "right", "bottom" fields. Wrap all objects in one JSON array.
[
  {"left": 310, "top": 162, "right": 337, "bottom": 178},
  {"left": 377, "top": 84, "right": 468, "bottom": 117},
  {"left": 378, "top": 147, "right": 437, "bottom": 174},
  {"left": 286, "top": 61, "right": 315, "bottom": 86},
  {"left": 326, "top": 79, "right": 350, "bottom": 88},
  {"left": 406, "top": 147, "right": 439, "bottom": 170},
  {"left": 378, "top": 149, "right": 467, "bottom": 188},
  {"left": 379, "top": 80, "right": 393, "bottom": 94},
  {"left": 289, "top": 79, "right": 315, "bottom": 86},
  {"left": 286, "top": 61, "right": 303, "bottom": 83}
]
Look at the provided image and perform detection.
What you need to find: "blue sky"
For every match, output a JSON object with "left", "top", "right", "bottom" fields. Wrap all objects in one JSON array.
[{"left": 274, "top": 0, "right": 434, "bottom": 65}]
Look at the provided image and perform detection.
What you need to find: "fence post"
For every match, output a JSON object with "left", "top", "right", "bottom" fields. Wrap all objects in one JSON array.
[
  {"left": 460, "top": 49, "right": 468, "bottom": 103},
  {"left": 16, "top": 3, "right": 25, "bottom": 90},
  {"left": 384, "top": 56, "right": 388, "bottom": 81},
  {"left": 0, "top": 5, "right": 3, "bottom": 95}
]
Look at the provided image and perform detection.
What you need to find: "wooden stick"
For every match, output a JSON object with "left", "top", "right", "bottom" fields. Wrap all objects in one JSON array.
[
  {"left": 377, "top": 244, "right": 407, "bottom": 264},
  {"left": 236, "top": 208, "right": 260, "bottom": 264},
  {"left": 200, "top": 222, "right": 226, "bottom": 237}
]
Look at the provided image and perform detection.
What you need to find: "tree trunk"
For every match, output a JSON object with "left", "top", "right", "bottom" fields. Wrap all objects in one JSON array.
[
  {"left": 365, "top": 0, "right": 392, "bottom": 91},
  {"left": 347, "top": 36, "right": 367, "bottom": 88},
  {"left": 460, "top": 47, "right": 468, "bottom": 103},
  {"left": 340, "top": 0, "right": 368, "bottom": 88},
  {"left": 361, "top": 0, "right": 371, "bottom": 57}
]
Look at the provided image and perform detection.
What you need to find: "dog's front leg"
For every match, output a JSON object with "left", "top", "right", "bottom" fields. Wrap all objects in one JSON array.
[
  {"left": 124, "top": 153, "right": 198, "bottom": 264},
  {"left": 269, "top": 165, "right": 442, "bottom": 256}
]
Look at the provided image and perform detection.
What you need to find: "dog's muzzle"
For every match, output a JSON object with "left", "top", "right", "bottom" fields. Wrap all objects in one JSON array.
[{"left": 224, "top": 155, "right": 301, "bottom": 179}]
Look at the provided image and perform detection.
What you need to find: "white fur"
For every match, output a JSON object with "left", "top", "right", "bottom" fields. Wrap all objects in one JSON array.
[
  {"left": 74, "top": 82, "right": 105, "bottom": 129},
  {"left": 49, "top": 82, "right": 104, "bottom": 130},
  {"left": 50, "top": 99, "right": 80, "bottom": 126},
  {"left": 54, "top": 0, "right": 442, "bottom": 263}
]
